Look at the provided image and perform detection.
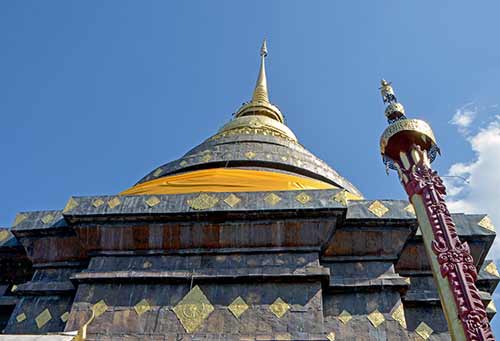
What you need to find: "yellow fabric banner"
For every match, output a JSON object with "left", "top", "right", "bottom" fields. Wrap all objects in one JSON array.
[{"left": 121, "top": 168, "right": 337, "bottom": 195}]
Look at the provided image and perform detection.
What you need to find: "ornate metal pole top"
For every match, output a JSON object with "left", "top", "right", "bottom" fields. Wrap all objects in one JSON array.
[
  {"left": 260, "top": 39, "right": 268, "bottom": 57},
  {"left": 379, "top": 79, "right": 439, "bottom": 171}
]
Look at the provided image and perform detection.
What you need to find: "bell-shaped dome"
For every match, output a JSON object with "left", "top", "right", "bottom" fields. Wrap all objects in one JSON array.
[{"left": 122, "top": 41, "right": 362, "bottom": 198}]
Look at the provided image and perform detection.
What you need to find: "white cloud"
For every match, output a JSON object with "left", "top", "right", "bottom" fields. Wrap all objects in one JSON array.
[
  {"left": 445, "top": 115, "right": 500, "bottom": 260},
  {"left": 450, "top": 102, "right": 477, "bottom": 133}
]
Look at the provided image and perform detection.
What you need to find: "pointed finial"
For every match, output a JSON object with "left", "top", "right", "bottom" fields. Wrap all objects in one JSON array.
[
  {"left": 380, "top": 79, "right": 396, "bottom": 104},
  {"left": 379, "top": 79, "right": 406, "bottom": 124},
  {"left": 260, "top": 39, "right": 268, "bottom": 57}
]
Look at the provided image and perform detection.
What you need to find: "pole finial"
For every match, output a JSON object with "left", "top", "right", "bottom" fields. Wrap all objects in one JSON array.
[{"left": 260, "top": 39, "right": 268, "bottom": 57}]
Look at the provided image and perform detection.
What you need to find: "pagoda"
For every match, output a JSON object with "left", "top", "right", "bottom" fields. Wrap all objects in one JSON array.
[{"left": 0, "top": 41, "right": 497, "bottom": 340}]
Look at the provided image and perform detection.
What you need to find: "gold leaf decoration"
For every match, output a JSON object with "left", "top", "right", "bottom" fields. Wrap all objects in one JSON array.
[
  {"left": 92, "top": 198, "right": 105, "bottom": 208},
  {"left": 35, "top": 308, "right": 52, "bottom": 329},
  {"left": 107, "top": 197, "right": 121, "bottom": 209},
  {"left": 224, "top": 194, "right": 241, "bottom": 208},
  {"left": 201, "top": 153, "right": 212, "bottom": 163},
  {"left": 478, "top": 216, "right": 495, "bottom": 232},
  {"left": 92, "top": 299, "right": 108, "bottom": 318},
  {"left": 367, "top": 309, "right": 385, "bottom": 328},
  {"left": 332, "top": 190, "right": 349, "bottom": 206},
  {"left": 368, "top": 200, "right": 389, "bottom": 217},
  {"left": 484, "top": 262, "right": 500, "bottom": 277},
  {"left": 0, "top": 229, "right": 9, "bottom": 242},
  {"left": 16, "top": 313, "right": 26, "bottom": 323},
  {"left": 143, "top": 260, "right": 153, "bottom": 269},
  {"left": 228, "top": 296, "right": 249, "bottom": 318},
  {"left": 187, "top": 193, "right": 219, "bottom": 210},
  {"left": 295, "top": 192, "right": 312, "bottom": 205},
  {"left": 415, "top": 321, "right": 433, "bottom": 340},
  {"left": 269, "top": 297, "right": 290, "bottom": 319},
  {"left": 404, "top": 204, "right": 416, "bottom": 216},
  {"left": 13, "top": 213, "right": 28, "bottom": 227},
  {"left": 173, "top": 285, "right": 214, "bottom": 333},
  {"left": 41, "top": 214, "right": 55, "bottom": 225},
  {"left": 264, "top": 193, "right": 282, "bottom": 206},
  {"left": 338, "top": 310, "right": 352, "bottom": 325},
  {"left": 391, "top": 303, "right": 407, "bottom": 328},
  {"left": 134, "top": 299, "right": 151, "bottom": 316},
  {"left": 153, "top": 168, "right": 163, "bottom": 177},
  {"left": 11, "top": 284, "right": 17, "bottom": 292},
  {"left": 60, "top": 311, "right": 70, "bottom": 323},
  {"left": 145, "top": 196, "right": 161, "bottom": 207},
  {"left": 245, "top": 151, "right": 256, "bottom": 159},
  {"left": 326, "top": 332, "right": 336, "bottom": 341},
  {"left": 63, "top": 197, "right": 79, "bottom": 213}
]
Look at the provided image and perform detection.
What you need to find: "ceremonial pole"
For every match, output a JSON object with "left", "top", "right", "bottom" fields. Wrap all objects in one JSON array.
[{"left": 378, "top": 80, "right": 494, "bottom": 341}]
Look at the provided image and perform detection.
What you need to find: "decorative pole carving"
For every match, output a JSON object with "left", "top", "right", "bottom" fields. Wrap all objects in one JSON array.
[{"left": 379, "top": 80, "right": 494, "bottom": 341}]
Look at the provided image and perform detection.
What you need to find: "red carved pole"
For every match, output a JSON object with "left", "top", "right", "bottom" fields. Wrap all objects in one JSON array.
[{"left": 379, "top": 80, "right": 494, "bottom": 340}]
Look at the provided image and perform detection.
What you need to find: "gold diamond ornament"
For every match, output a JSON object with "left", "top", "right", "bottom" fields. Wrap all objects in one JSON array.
[
  {"left": 180, "top": 160, "right": 188, "bottom": 167},
  {"left": 63, "top": 197, "right": 79, "bottom": 213},
  {"left": 60, "top": 311, "right": 70, "bottom": 323},
  {"left": 13, "top": 213, "right": 28, "bottom": 227},
  {"left": 269, "top": 297, "right": 290, "bottom": 318},
  {"left": 264, "top": 193, "right": 282, "bottom": 206},
  {"left": 391, "top": 304, "right": 407, "bottom": 328},
  {"left": 11, "top": 284, "right": 17, "bottom": 292},
  {"left": 35, "top": 308, "right": 52, "bottom": 329},
  {"left": 338, "top": 310, "right": 352, "bottom": 324},
  {"left": 331, "top": 190, "right": 363, "bottom": 206},
  {"left": 326, "top": 332, "right": 336, "bottom": 341},
  {"left": 295, "top": 192, "right": 312, "bottom": 205},
  {"left": 415, "top": 321, "right": 433, "bottom": 340},
  {"left": 187, "top": 193, "right": 219, "bottom": 210},
  {"left": 245, "top": 151, "right": 256, "bottom": 159},
  {"left": 41, "top": 214, "right": 54, "bottom": 225},
  {"left": 16, "top": 313, "right": 26, "bottom": 323},
  {"left": 478, "top": 216, "right": 495, "bottom": 232},
  {"left": 367, "top": 309, "right": 385, "bottom": 328},
  {"left": 173, "top": 285, "right": 214, "bottom": 333},
  {"left": 153, "top": 168, "right": 163, "bottom": 177},
  {"left": 0, "top": 230, "right": 9, "bottom": 242},
  {"left": 224, "top": 194, "right": 241, "bottom": 208},
  {"left": 368, "top": 200, "right": 389, "bottom": 217},
  {"left": 487, "top": 300, "right": 497, "bottom": 313},
  {"left": 107, "top": 197, "right": 121, "bottom": 209},
  {"left": 201, "top": 153, "right": 212, "bottom": 162},
  {"left": 228, "top": 296, "right": 249, "bottom": 318},
  {"left": 404, "top": 203, "right": 416, "bottom": 216},
  {"left": 145, "top": 196, "right": 161, "bottom": 207},
  {"left": 484, "top": 262, "right": 500, "bottom": 277},
  {"left": 92, "top": 299, "right": 108, "bottom": 318},
  {"left": 92, "top": 198, "right": 105, "bottom": 208},
  {"left": 134, "top": 299, "right": 151, "bottom": 316}
]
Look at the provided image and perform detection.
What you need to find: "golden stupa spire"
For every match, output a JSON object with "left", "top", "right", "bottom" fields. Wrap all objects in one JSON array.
[
  {"left": 252, "top": 39, "right": 270, "bottom": 103},
  {"left": 234, "top": 40, "right": 284, "bottom": 123}
]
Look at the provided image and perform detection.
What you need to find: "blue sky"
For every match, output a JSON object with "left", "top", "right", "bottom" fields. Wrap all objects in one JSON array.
[{"left": 1, "top": 0, "right": 500, "bottom": 334}]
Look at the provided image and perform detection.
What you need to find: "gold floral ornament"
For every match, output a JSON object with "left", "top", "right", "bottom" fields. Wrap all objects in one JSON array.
[
  {"left": 16, "top": 313, "right": 26, "bottom": 323},
  {"left": 326, "top": 332, "right": 336, "bottom": 341},
  {"left": 391, "top": 303, "right": 407, "bottom": 328},
  {"left": 134, "top": 299, "right": 151, "bottom": 316},
  {"left": 92, "top": 299, "right": 108, "bottom": 318},
  {"left": 245, "top": 151, "right": 256, "bottom": 159},
  {"left": 173, "top": 285, "right": 214, "bottom": 333},
  {"left": 368, "top": 200, "right": 389, "bottom": 217},
  {"left": 478, "top": 216, "right": 495, "bottom": 232},
  {"left": 180, "top": 160, "right": 188, "bottom": 167},
  {"left": 367, "top": 309, "right": 385, "bottom": 328},
  {"left": 107, "top": 197, "right": 121, "bottom": 209},
  {"left": 201, "top": 153, "right": 212, "bottom": 163},
  {"left": 295, "top": 192, "right": 312, "bottom": 205},
  {"left": 404, "top": 203, "right": 416, "bottom": 216},
  {"left": 63, "top": 197, "right": 79, "bottom": 213},
  {"left": 0, "top": 229, "right": 9, "bottom": 242},
  {"left": 35, "top": 308, "right": 52, "bottom": 329},
  {"left": 41, "top": 213, "right": 55, "bottom": 225},
  {"left": 228, "top": 296, "right": 249, "bottom": 318},
  {"left": 187, "top": 193, "right": 219, "bottom": 210},
  {"left": 145, "top": 196, "right": 161, "bottom": 207},
  {"left": 338, "top": 310, "right": 352, "bottom": 325},
  {"left": 269, "top": 297, "right": 290, "bottom": 318},
  {"left": 264, "top": 193, "right": 282, "bottom": 206},
  {"left": 92, "top": 198, "right": 105, "bottom": 208},
  {"left": 484, "top": 262, "right": 500, "bottom": 277},
  {"left": 13, "top": 213, "right": 28, "bottom": 227},
  {"left": 224, "top": 194, "right": 241, "bottom": 208},
  {"left": 415, "top": 321, "right": 433, "bottom": 340},
  {"left": 60, "top": 311, "right": 70, "bottom": 323}
]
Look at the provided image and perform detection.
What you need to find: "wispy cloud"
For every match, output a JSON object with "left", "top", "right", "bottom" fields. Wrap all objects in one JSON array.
[
  {"left": 445, "top": 109, "right": 500, "bottom": 260},
  {"left": 450, "top": 102, "right": 477, "bottom": 134}
]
